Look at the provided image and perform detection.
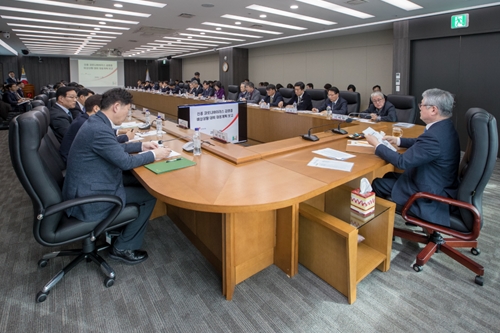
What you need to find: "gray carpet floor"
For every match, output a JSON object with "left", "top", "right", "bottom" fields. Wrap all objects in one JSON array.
[{"left": 0, "top": 129, "right": 499, "bottom": 333}]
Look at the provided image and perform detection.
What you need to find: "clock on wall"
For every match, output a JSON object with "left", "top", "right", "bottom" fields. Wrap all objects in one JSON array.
[{"left": 222, "top": 61, "right": 229, "bottom": 72}]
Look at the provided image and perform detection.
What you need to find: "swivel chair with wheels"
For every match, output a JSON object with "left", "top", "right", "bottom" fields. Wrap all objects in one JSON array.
[
  {"left": 339, "top": 91, "right": 360, "bottom": 114},
  {"left": 9, "top": 110, "right": 140, "bottom": 302},
  {"left": 227, "top": 85, "right": 239, "bottom": 101},
  {"left": 394, "top": 108, "right": 498, "bottom": 285},
  {"left": 387, "top": 94, "right": 417, "bottom": 124}
]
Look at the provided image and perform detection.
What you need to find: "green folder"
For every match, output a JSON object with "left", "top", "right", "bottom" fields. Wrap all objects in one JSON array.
[{"left": 144, "top": 157, "right": 196, "bottom": 174}]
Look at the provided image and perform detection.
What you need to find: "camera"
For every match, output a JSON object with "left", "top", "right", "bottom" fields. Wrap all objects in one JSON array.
[{"left": 3, "top": 32, "right": 10, "bottom": 39}]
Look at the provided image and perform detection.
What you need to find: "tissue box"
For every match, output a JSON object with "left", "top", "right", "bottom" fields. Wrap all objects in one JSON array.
[
  {"left": 350, "top": 188, "right": 375, "bottom": 216},
  {"left": 345, "top": 140, "right": 375, "bottom": 154}
]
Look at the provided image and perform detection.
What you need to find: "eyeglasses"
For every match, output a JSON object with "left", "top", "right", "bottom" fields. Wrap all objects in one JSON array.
[
  {"left": 65, "top": 95, "right": 78, "bottom": 99},
  {"left": 418, "top": 103, "right": 434, "bottom": 108},
  {"left": 372, "top": 98, "right": 384, "bottom": 103}
]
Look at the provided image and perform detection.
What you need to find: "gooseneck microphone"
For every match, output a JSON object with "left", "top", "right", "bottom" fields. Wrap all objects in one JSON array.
[
  {"left": 332, "top": 117, "right": 353, "bottom": 135},
  {"left": 301, "top": 118, "right": 352, "bottom": 141}
]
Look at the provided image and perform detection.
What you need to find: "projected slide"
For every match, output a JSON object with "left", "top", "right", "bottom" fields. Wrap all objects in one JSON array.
[{"left": 78, "top": 60, "right": 118, "bottom": 87}]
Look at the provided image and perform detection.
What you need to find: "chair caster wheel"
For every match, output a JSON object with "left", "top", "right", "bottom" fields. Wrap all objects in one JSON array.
[
  {"left": 36, "top": 291, "right": 49, "bottom": 303},
  {"left": 38, "top": 259, "right": 48, "bottom": 268},
  {"left": 471, "top": 248, "right": 481, "bottom": 256},
  {"left": 104, "top": 277, "right": 115, "bottom": 288},
  {"left": 475, "top": 275, "right": 484, "bottom": 286},
  {"left": 413, "top": 264, "right": 423, "bottom": 272}
]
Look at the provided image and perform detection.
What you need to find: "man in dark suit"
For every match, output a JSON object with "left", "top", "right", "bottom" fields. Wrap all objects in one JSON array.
[
  {"left": 5, "top": 71, "right": 17, "bottom": 84},
  {"left": 166, "top": 81, "right": 179, "bottom": 94},
  {"left": 200, "top": 80, "right": 214, "bottom": 98},
  {"left": 69, "top": 88, "right": 94, "bottom": 119},
  {"left": 365, "top": 88, "right": 460, "bottom": 227},
  {"left": 191, "top": 72, "right": 201, "bottom": 85},
  {"left": 312, "top": 86, "right": 348, "bottom": 115},
  {"left": 361, "top": 91, "right": 397, "bottom": 122},
  {"left": 189, "top": 80, "right": 203, "bottom": 96},
  {"left": 281, "top": 81, "right": 312, "bottom": 110},
  {"left": 49, "top": 86, "right": 77, "bottom": 143},
  {"left": 241, "top": 81, "right": 261, "bottom": 104},
  {"left": 63, "top": 88, "right": 172, "bottom": 264},
  {"left": 262, "top": 84, "right": 283, "bottom": 107}
]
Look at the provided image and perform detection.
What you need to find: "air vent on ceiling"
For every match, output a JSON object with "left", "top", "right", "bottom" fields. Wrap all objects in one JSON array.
[
  {"left": 179, "top": 13, "right": 195, "bottom": 19},
  {"left": 250, "top": 24, "right": 263, "bottom": 28},
  {"left": 75, "top": 0, "right": 95, "bottom": 4},
  {"left": 132, "top": 26, "right": 177, "bottom": 36},
  {"left": 345, "top": 0, "right": 368, "bottom": 5}
]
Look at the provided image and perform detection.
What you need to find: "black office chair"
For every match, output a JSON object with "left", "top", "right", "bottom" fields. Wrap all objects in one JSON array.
[
  {"left": 339, "top": 91, "right": 360, "bottom": 114},
  {"left": 48, "top": 90, "right": 56, "bottom": 99},
  {"left": 34, "top": 105, "right": 67, "bottom": 172},
  {"left": 394, "top": 108, "right": 498, "bottom": 285},
  {"left": 387, "top": 94, "right": 417, "bottom": 123},
  {"left": 9, "top": 110, "right": 140, "bottom": 303},
  {"left": 31, "top": 100, "right": 45, "bottom": 108},
  {"left": 308, "top": 89, "right": 327, "bottom": 110},
  {"left": 257, "top": 87, "right": 267, "bottom": 99},
  {"left": 227, "top": 85, "right": 239, "bottom": 101},
  {"left": 34, "top": 94, "right": 48, "bottom": 106},
  {"left": 279, "top": 88, "right": 294, "bottom": 105},
  {"left": 47, "top": 97, "right": 56, "bottom": 109},
  {"left": 178, "top": 82, "right": 184, "bottom": 89}
]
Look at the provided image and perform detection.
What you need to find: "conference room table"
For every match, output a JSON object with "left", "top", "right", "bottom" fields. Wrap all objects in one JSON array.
[{"left": 129, "top": 94, "right": 425, "bottom": 301}]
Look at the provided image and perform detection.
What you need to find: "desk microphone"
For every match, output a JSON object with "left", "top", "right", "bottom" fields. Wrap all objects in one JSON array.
[
  {"left": 302, "top": 119, "right": 351, "bottom": 141},
  {"left": 332, "top": 118, "right": 353, "bottom": 135},
  {"left": 347, "top": 112, "right": 370, "bottom": 121}
]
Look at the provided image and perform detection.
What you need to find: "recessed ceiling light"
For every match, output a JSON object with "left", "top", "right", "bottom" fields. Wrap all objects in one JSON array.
[
  {"left": 259, "top": 14, "right": 266, "bottom": 18},
  {"left": 235, "top": 21, "right": 241, "bottom": 25},
  {"left": 180, "top": 33, "right": 245, "bottom": 41},
  {"left": 177, "top": 39, "right": 181, "bottom": 41},
  {"left": 295, "top": 0, "right": 373, "bottom": 19},
  {"left": 0, "top": 7, "right": 139, "bottom": 24},
  {"left": 112, "top": 0, "right": 166, "bottom": 8},
  {"left": 114, "top": 4, "right": 123, "bottom": 8},
  {"left": 381, "top": 0, "right": 422, "bottom": 11},
  {"left": 94, "top": 28, "right": 101, "bottom": 30},
  {"left": 216, "top": 27, "right": 222, "bottom": 30},
  {"left": 105, "top": 14, "right": 113, "bottom": 18},
  {"left": 12, "top": 29, "right": 117, "bottom": 38},
  {"left": 90, "top": 32, "right": 97, "bottom": 35},
  {"left": 141, "top": 50, "right": 145, "bottom": 53},
  {"left": 200, "top": 32, "right": 205, "bottom": 34},
  {"left": 1, "top": 16, "right": 129, "bottom": 30},
  {"left": 162, "top": 36, "right": 230, "bottom": 44},
  {"left": 99, "top": 21, "right": 106, "bottom": 25},
  {"left": 157, "top": 39, "right": 218, "bottom": 47},
  {"left": 290, "top": 5, "right": 298, "bottom": 9},
  {"left": 188, "top": 28, "right": 262, "bottom": 38},
  {"left": 6, "top": 23, "right": 121, "bottom": 34},
  {"left": 202, "top": 22, "right": 282, "bottom": 35},
  {"left": 222, "top": 14, "right": 307, "bottom": 30},
  {"left": 246, "top": 5, "right": 335, "bottom": 25},
  {"left": 15, "top": 0, "right": 150, "bottom": 17},
  {"left": 187, "top": 36, "right": 192, "bottom": 38}
]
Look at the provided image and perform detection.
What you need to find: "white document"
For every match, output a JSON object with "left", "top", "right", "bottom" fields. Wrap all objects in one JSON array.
[
  {"left": 307, "top": 157, "right": 354, "bottom": 172},
  {"left": 136, "top": 130, "right": 166, "bottom": 137},
  {"left": 362, "top": 127, "right": 397, "bottom": 152},
  {"left": 120, "top": 122, "right": 140, "bottom": 128},
  {"left": 312, "top": 148, "right": 356, "bottom": 161},
  {"left": 357, "top": 118, "right": 376, "bottom": 123},
  {"left": 393, "top": 122, "right": 415, "bottom": 128},
  {"left": 127, "top": 135, "right": 142, "bottom": 142}
]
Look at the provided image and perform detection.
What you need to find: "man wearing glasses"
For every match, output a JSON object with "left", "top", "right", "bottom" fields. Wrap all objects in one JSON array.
[
  {"left": 365, "top": 88, "right": 460, "bottom": 227},
  {"left": 49, "top": 86, "right": 77, "bottom": 143},
  {"left": 361, "top": 91, "right": 397, "bottom": 122}
]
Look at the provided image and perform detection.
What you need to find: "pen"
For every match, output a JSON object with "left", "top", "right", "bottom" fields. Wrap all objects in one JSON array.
[{"left": 166, "top": 158, "right": 181, "bottom": 163}]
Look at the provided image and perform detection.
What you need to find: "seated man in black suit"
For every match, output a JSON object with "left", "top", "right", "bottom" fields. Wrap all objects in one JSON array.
[
  {"left": 189, "top": 80, "right": 203, "bottom": 96},
  {"left": 63, "top": 88, "right": 172, "bottom": 264},
  {"left": 280, "top": 81, "right": 312, "bottom": 110},
  {"left": 200, "top": 80, "right": 214, "bottom": 98},
  {"left": 312, "top": 86, "right": 348, "bottom": 115},
  {"left": 261, "top": 84, "right": 283, "bottom": 107},
  {"left": 49, "top": 86, "right": 78, "bottom": 143},
  {"left": 365, "top": 88, "right": 460, "bottom": 227},
  {"left": 361, "top": 91, "right": 397, "bottom": 122},
  {"left": 70, "top": 88, "right": 94, "bottom": 119},
  {"left": 166, "top": 81, "right": 179, "bottom": 94},
  {"left": 238, "top": 82, "right": 247, "bottom": 100},
  {"left": 2, "top": 83, "right": 29, "bottom": 112}
]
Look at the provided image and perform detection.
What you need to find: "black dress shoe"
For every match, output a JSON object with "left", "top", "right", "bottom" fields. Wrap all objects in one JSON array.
[{"left": 109, "top": 247, "right": 148, "bottom": 265}]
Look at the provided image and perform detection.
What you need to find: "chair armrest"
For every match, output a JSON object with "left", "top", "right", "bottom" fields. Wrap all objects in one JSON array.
[
  {"left": 402, "top": 192, "right": 481, "bottom": 240},
  {"left": 44, "top": 195, "right": 124, "bottom": 239}
]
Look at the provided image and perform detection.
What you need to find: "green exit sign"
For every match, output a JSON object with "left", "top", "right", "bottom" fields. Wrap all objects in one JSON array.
[{"left": 451, "top": 14, "right": 469, "bottom": 29}]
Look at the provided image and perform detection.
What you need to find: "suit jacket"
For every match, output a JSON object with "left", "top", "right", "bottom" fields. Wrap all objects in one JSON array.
[
  {"left": 49, "top": 103, "right": 73, "bottom": 143},
  {"left": 375, "top": 119, "right": 460, "bottom": 227},
  {"left": 290, "top": 91, "right": 313, "bottom": 111},
  {"left": 17, "top": 88, "right": 24, "bottom": 98},
  {"left": 62, "top": 111, "right": 155, "bottom": 222},
  {"left": 190, "top": 86, "right": 203, "bottom": 96},
  {"left": 201, "top": 87, "right": 214, "bottom": 97},
  {"left": 59, "top": 112, "right": 89, "bottom": 163},
  {"left": 317, "top": 96, "right": 348, "bottom": 115},
  {"left": 361, "top": 101, "right": 397, "bottom": 122},
  {"left": 264, "top": 92, "right": 283, "bottom": 107},
  {"left": 215, "top": 88, "right": 225, "bottom": 99},
  {"left": 6, "top": 77, "right": 17, "bottom": 84},
  {"left": 244, "top": 89, "right": 261, "bottom": 104},
  {"left": 2, "top": 90, "right": 19, "bottom": 108}
]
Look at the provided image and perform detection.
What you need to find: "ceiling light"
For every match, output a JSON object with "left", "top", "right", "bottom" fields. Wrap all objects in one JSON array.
[
  {"left": 112, "top": 0, "right": 166, "bottom": 8},
  {"left": 0, "top": 39, "right": 18, "bottom": 55},
  {"left": 180, "top": 33, "right": 244, "bottom": 41},
  {"left": 99, "top": 22, "right": 106, "bottom": 25},
  {"left": 246, "top": 5, "right": 336, "bottom": 25},
  {"left": 105, "top": 14, "right": 114, "bottom": 18},
  {"left": 90, "top": 32, "right": 97, "bottom": 35},
  {"left": 21, "top": 38, "right": 106, "bottom": 45},
  {"left": 188, "top": 28, "right": 262, "bottom": 38},
  {"left": 14, "top": 0, "right": 151, "bottom": 17},
  {"left": 259, "top": 14, "right": 266, "bottom": 18},
  {"left": 381, "top": 0, "right": 422, "bottom": 11},
  {"left": 114, "top": 4, "right": 123, "bottom": 7},
  {"left": 202, "top": 22, "right": 282, "bottom": 35},
  {"left": 187, "top": 36, "right": 192, "bottom": 38},
  {"left": 221, "top": 14, "right": 307, "bottom": 30},
  {"left": 156, "top": 40, "right": 217, "bottom": 47},
  {"left": 17, "top": 34, "right": 112, "bottom": 42},
  {"left": 177, "top": 39, "right": 181, "bottom": 41},
  {"left": 7, "top": 23, "right": 121, "bottom": 34},
  {"left": 94, "top": 28, "right": 101, "bottom": 30},
  {"left": 200, "top": 32, "right": 205, "bottom": 34},
  {"left": 290, "top": 5, "right": 298, "bottom": 9},
  {"left": 162, "top": 36, "right": 230, "bottom": 44},
  {"left": 216, "top": 27, "right": 222, "bottom": 30},
  {"left": 1, "top": 16, "right": 129, "bottom": 30},
  {"left": 235, "top": 21, "right": 241, "bottom": 25},
  {"left": 12, "top": 29, "right": 117, "bottom": 38},
  {"left": 0, "top": 7, "right": 139, "bottom": 24},
  {"left": 295, "top": 0, "right": 374, "bottom": 19}
]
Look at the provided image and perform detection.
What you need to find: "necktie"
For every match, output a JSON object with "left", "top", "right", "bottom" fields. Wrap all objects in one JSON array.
[
  {"left": 298, "top": 96, "right": 302, "bottom": 105},
  {"left": 270, "top": 95, "right": 273, "bottom": 104}
]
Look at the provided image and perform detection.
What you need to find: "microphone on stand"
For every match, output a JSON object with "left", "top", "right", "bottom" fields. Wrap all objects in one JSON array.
[
  {"left": 332, "top": 117, "right": 353, "bottom": 135},
  {"left": 301, "top": 118, "right": 351, "bottom": 141}
]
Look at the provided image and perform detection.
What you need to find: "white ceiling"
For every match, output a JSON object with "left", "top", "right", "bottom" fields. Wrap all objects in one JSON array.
[{"left": 0, "top": 0, "right": 499, "bottom": 59}]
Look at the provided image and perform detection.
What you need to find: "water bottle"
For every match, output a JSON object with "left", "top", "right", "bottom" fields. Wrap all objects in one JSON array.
[
  {"left": 156, "top": 116, "right": 162, "bottom": 137},
  {"left": 292, "top": 102, "right": 297, "bottom": 111},
  {"left": 127, "top": 107, "right": 132, "bottom": 121},
  {"left": 326, "top": 106, "right": 332, "bottom": 119},
  {"left": 222, "top": 95, "right": 225, "bottom": 101},
  {"left": 145, "top": 109, "right": 150, "bottom": 124},
  {"left": 260, "top": 98, "right": 264, "bottom": 104},
  {"left": 193, "top": 128, "right": 201, "bottom": 156}
]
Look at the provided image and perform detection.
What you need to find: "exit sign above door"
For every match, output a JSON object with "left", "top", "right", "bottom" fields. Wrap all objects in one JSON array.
[{"left": 451, "top": 14, "right": 469, "bottom": 29}]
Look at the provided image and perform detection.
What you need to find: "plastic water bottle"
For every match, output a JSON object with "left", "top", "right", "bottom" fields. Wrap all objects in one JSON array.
[
  {"left": 326, "top": 106, "right": 332, "bottom": 119},
  {"left": 222, "top": 95, "right": 225, "bottom": 102},
  {"left": 260, "top": 98, "right": 264, "bottom": 104},
  {"left": 193, "top": 128, "right": 201, "bottom": 156},
  {"left": 145, "top": 109, "right": 150, "bottom": 124},
  {"left": 292, "top": 102, "right": 297, "bottom": 111},
  {"left": 156, "top": 116, "right": 162, "bottom": 137}
]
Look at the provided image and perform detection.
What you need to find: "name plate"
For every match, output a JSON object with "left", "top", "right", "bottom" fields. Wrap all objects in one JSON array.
[
  {"left": 259, "top": 103, "right": 270, "bottom": 109},
  {"left": 213, "top": 130, "right": 229, "bottom": 143},
  {"left": 285, "top": 107, "right": 298, "bottom": 114},
  {"left": 178, "top": 119, "right": 188, "bottom": 129}
]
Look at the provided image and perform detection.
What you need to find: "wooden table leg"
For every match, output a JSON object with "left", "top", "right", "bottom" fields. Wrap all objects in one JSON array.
[
  {"left": 222, "top": 213, "right": 236, "bottom": 300},
  {"left": 274, "top": 204, "right": 299, "bottom": 277}
]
